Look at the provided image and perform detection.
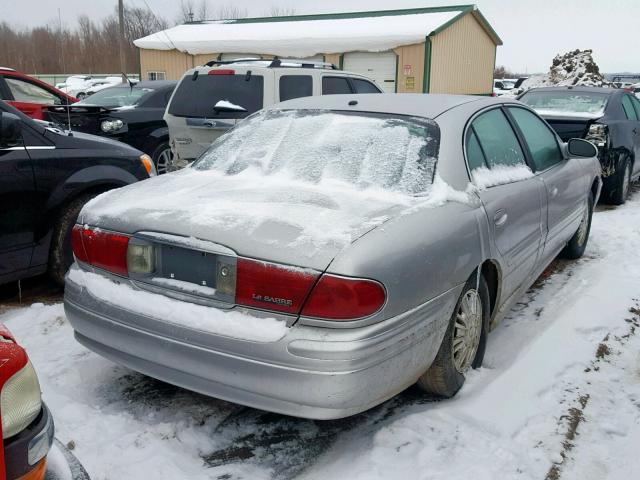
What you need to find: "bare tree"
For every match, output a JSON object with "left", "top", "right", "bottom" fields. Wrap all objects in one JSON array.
[{"left": 266, "top": 6, "right": 296, "bottom": 17}]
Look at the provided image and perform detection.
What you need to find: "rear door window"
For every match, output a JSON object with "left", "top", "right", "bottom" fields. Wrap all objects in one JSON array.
[
  {"left": 621, "top": 95, "right": 638, "bottom": 120},
  {"left": 351, "top": 79, "right": 381, "bottom": 93},
  {"left": 322, "top": 77, "right": 353, "bottom": 95},
  {"left": 168, "top": 73, "right": 264, "bottom": 118},
  {"left": 279, "top": 75, "right": 312, "bottom": 102},
  {"left": 508, "top": 107, "right": 563, "bottom": 171},
  {"left": 5, "top": 77, "right": 61, "bottom": 105},
  {"left": 471, "top": 108, "right": 527, "bottom": 168}
]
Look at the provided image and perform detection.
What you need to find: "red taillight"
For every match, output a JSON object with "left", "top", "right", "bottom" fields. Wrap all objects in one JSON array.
[
  {"left": 235, "top": 258, "right": 319, "bottom": 314},
  {"left": 208, "top": 69, "right": 235, "bottom": 75},
  {"left": 71, "top": 225, "right": 129, "bottom": 276},
  {"left": 301, "top": 274, "right": 386, "bottom": 320}
]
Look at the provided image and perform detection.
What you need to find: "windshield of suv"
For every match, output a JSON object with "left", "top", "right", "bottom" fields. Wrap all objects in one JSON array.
[
  {"left": 77, "top": 86, "right": 154, "bottom": 107},
  {"left": 194, "top": 109, "right": 440, "bottom": 195},
  {"left": 168, "top": 73, "right": 264, "bottom": 119},
  {"left": 519, "top": 91, "right": 609, "bottom": 117}
]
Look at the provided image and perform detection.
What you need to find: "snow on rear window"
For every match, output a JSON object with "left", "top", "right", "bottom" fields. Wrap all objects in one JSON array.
[
  {"left": 519, "top": 91, "right": 608, "bottom": 117},
  {"left": 194, "top": 110, "right": 440, "bottom": 195}
]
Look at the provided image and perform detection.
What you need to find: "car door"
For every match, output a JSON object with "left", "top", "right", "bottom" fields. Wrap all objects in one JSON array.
[
  {"left": 3, "top": 76, "right": 63, "bottom": 120},
  {"left": 506, "top": 106, "right": 587, "bottom": 263},
  {"left": 628, "top": 95, "right": 640, "bottom": 178},
  {"left": 466, "top": 107, "right": 544, "bottom": 300},
  {"left": 0, "top": 111, "right": 37, "bottom": 280}
]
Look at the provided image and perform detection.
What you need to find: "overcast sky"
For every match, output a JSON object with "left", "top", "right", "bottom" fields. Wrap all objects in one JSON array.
[{"left": 1, "top": 0, "right": 639, "bottom": 73}]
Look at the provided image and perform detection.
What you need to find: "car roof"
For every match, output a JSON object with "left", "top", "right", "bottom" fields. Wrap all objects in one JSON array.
[
  {"left": 522, "top": 86, "right": 617, "bottom": 95},
  {"left": 272, "top": 93, "right": 508, "bottom": 119}
]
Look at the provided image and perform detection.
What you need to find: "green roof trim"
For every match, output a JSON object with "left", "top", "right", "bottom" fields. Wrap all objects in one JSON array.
[
  {"left": 428, "top": 7, "right": 502, "bottom": 45},
  {"left": 187, "top": 5, "right": 478, "bottom": 25}
]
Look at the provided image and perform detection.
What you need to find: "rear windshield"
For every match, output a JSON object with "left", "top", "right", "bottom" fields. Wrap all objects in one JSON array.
[
  {"left": 77, "top": 86, "right": 154, "bottom": 107},
  {"left": 194, "top": 109, "right": 440, "bottom": 195},
  {"left": 519, "top": 91, "right": 609, "bottom": 117},
  {"left": 168, "top": 73, "right": 264, "bottom": 119}
]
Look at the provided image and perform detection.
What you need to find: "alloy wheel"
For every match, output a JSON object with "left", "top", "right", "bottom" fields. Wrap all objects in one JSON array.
[
  {"left": 576, "top": 203, "right": 590, "bottom": 246},
  {"left": 452, "top": 289, "right": 483, "bottom": 373},
  {"left": 155, "top": 147, "right": 173, "bottom": 175}
]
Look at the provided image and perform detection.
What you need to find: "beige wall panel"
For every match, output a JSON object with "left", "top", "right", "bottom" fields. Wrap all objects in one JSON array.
[
  {"left": 323, "top": 53, "right": 341, "bottom": 67},
  {"left": 429, "top": 13, "right": 496, "bottom": 94},
  {"left": 139, "top": 49, "right": 194, "bottom": 80},
  {"left": 393, "top": 43, "right": 424, "bottom": 93}
]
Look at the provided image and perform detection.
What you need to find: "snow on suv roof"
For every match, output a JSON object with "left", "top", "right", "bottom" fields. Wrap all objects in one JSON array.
[{"left": 135, "top": 5, "right": 501, "bottom": 57}]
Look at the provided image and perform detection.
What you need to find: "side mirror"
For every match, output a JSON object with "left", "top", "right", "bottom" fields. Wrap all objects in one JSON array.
[
  {"left": 568, "top": 138, "right": 598, "bottom": 158},
  {"left": 0, "top": 112, "right": 22, "bottom": 147}
]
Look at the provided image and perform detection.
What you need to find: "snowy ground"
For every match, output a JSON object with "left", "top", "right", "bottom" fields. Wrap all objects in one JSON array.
[{"left": 3, "top": 187, "right": 640, "bottom": 480}]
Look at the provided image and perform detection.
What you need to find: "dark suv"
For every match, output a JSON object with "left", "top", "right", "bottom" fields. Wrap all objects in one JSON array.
[
  {"left": 519, "top": 86, "right": 640, "bottom": 204},
  {"left": 0, "top": 100, "right": 153, "bottom": 286}
]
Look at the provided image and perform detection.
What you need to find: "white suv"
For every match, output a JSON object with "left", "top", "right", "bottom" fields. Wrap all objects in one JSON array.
[{"left": 164, "top": 58, "right": 382, "bottom": 169}]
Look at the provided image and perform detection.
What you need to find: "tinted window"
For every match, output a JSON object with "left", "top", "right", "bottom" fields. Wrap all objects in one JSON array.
[
  {"left": 466, "top": 130, "right": 487, "bottom": 171},
  {"left": 77, "top": 86, "right": 154, "bottom": 107},
  {"left": 322, "top": 77, "right": 352, "bottom": 95},
  {"left": 5, "top": 78, "right": 60, "bottom": 105},
  {"left": 509, "top": 107, "right": 563, "bottom": 170},
  {"left": 472, "top": 109, "right": 526, "bottom": 168},
  {"left": 352, "top": 79, "right": 381, "bottom": 93},
  {"left": 631, "top": 95, "right": 640, "bottom": 118},
  {"left": 519, "top": 91, "right": 608, "bottom": 116},
  {"left": 279, "top": 75, "right": 312, "bottom": 102},
  {"left": 621, "top": 95, "right": 638, "bottom": 120},
  {"left": 168, "top": 73, "right": 264, "bottom": 118}
]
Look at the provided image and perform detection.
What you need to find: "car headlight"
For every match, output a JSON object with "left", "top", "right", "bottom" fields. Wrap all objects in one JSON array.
[
  {"left": 586, "top": 124, "right": 608, "bottom": 147},
  {"left": 140, "top": 154, "right": 156, "bottom": 176},
  {"left": 1, "top": 360, "right": 42, "bottom": 439},
  {"left": 100, "top": 119, "right": 124, "bottom": 133}
]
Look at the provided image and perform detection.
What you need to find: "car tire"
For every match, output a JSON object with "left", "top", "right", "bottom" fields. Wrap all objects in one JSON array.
[
  {"left": 610, "top": 157, "right": 632, "bottom": 205},
  {"left": 561, "top": 193, "right": 593, "bottom": 260},
  {"left": 48, "top": 193, "right": 97, "bottom": 286},
  {"left": 152, "top": 142, "right": 172, "bottom": 175},
  {"left": 416, "top": 272, "right": 490, "bottom": 398}
]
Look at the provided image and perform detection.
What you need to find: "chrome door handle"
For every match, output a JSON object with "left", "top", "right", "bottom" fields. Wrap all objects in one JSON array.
[
  {"left": 494, "top": 210, "right": 508, "bottom": 227},
  {"left": 550, "top": 187, "right": 559, "bottom": 198}
]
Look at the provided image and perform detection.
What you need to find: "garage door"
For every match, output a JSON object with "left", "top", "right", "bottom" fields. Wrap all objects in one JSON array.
[{"left": 343, "top": 52, "right": 397, "bottom": 93}]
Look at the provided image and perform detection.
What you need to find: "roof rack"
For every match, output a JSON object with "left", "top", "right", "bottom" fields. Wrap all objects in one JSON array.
[{"left": 204, "top": 57, "right": 338, "bottom": 70}]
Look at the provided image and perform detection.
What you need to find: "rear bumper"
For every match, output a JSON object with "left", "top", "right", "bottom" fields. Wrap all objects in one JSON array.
[
  {"left": 64, "top": 266, "right": 456, "bottom": 419},
  {"left": 4, "top": 404, "right": 54, "bottom": 480}
]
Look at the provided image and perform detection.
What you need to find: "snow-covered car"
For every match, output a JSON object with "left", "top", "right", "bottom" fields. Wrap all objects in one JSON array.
[
  {"left": 493, "top": 79, "right": 516, "bottom": 96},
  {"left": 164, "top": 58, "right": 382, "bottom": 171},
  {"left": 519, "top": 86, "right": 640, "bottom": 205},
  {"left": 60, "top": 77, "right": 123, "bottom": 100},
  {"left": 0, "top": 323, "right": 54, "bottom": 480},
  {"left": 64, "top": 94, "right": 601, "bottom": 420}
]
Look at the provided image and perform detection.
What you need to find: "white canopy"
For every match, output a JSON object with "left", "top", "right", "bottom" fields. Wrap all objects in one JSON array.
[{"left": 134, "top": 10, "right": 464, "bottom": 57}]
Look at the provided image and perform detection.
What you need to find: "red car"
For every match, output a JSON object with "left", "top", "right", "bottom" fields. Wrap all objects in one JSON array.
[
  {"left": 0, "top": 323, "right": 53, "bottom": 480},
  {"left": 0, "top": 68, "right": 77, "bottom": 120}
]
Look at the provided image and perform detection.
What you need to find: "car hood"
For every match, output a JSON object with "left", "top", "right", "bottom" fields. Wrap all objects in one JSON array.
[
  {"left": 79, "top": 168, "right": 419, "bottom": 270},
  {"left": 43, "top": 127, "right": 142, "bottom": 155}
]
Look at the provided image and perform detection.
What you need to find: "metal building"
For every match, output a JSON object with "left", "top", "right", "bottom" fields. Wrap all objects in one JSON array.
[{"left": 135, "top": 4, "right": 502, "bottom": 95}]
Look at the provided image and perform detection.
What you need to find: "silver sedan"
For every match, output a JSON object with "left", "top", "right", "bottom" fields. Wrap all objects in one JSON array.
[{"left": 64, "top": 94, "right": 602, "bottom": 419}]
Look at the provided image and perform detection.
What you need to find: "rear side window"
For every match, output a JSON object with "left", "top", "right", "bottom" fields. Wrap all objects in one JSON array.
[
  {"left": 5, "top": 77, "right": 61, "bottom": 105},
  {"left": 322, "top": 77, "right": 352, "bottom": 95},
  {"left": 508, "top": 107, "right": 563, "bottom": 171},
  {"left": 471, "top": 109, "right": 526, "bottom": 168},
  {"left": 279, "top": 75, "right": 312, "bottom": 102},
  {"left": 621, "top": 95, "right": 638, "bottom": 120},
  {"left": 466, "top": 130, "right": 487, "bottom": 170},
  {"left": 168, "top": 73, "right": 264, "bottom": 118},
  {"left": 351, "top": 79, "right": 381, "bottom": 93}
]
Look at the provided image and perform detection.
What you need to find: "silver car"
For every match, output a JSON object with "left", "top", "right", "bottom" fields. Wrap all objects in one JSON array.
[{"left": 64, "top": 94, "right": 602, "bottom": 419}]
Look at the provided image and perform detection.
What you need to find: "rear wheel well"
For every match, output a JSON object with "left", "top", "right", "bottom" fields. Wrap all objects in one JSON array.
[{"left": 480, "top": 260, "right": 499, "bottom": 318}]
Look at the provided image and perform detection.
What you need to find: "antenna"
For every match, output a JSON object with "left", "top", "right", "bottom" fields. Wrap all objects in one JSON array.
[{"left": 64, "top": 97, "right": 73, "bottom": 137}]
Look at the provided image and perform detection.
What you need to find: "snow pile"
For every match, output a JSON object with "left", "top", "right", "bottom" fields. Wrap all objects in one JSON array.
[
  {"left": 511, "top": 49, "right": 611, "bottom": 96},
  {"left": 471, "top": 164, "right": 534, "bottom": 189},
  {"left": 134, "top": 10, "right": 463, "bottom": 57},
  {"left": 67, "top": 268, "right": 287, "bottom": 342}
]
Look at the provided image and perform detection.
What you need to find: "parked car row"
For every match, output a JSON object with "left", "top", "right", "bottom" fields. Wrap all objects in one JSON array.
[{"left": 2, "top": 59, "right": 636, "bottom": 424}]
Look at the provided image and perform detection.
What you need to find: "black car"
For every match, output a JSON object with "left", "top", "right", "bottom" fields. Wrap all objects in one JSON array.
[
  {"left": 0, "top": 100, "right": 152, "bottom": 286},
  {"left": 519, "top": 86, "right": 640, "bottom": 204},
  {"left": 47, "top": 81, "right": 176, "bottom": 174}
]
